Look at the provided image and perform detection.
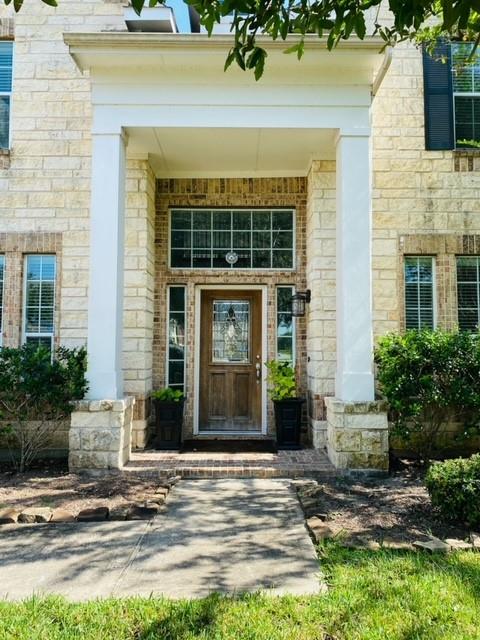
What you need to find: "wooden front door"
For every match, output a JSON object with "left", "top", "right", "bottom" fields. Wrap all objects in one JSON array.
[{"left": 199, "top": 290, "right": 262, "bottom": 432}]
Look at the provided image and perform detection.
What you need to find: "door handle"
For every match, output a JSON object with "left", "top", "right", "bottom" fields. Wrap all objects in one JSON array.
[{"left": 256, "top": 362, "right": 261, "bottom": 382}]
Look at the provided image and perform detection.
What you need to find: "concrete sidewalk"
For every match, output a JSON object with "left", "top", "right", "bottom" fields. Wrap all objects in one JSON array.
[{"left": 0, "top": 479, "right": 322, "bottom": 600}]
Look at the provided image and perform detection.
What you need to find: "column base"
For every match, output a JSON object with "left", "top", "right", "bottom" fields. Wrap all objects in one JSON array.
[
  {"left": 69, "top": 397, "right": 135, "bottom": 472},
  {"left": 310, "top": 420, "right": 327, "bottom": 449},
  {"left": 325, "top": 398, "right": 389, "bottom": 473}
]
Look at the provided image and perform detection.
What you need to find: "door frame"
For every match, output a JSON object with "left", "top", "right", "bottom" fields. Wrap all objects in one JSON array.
[{"left": 193, "top": 284, "right": 268, "bottom": 436}]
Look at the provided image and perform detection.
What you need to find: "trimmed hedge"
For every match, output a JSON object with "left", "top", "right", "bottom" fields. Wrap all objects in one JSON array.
[{"left": 425, "top": 454, "right": 480, "bottom": 528}]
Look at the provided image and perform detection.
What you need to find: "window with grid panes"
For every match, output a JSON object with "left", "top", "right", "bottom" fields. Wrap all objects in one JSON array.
[
  {"left": 457, "top": 256, "right": 480, "bottom": 330},
  {"left": 24, "top": 255, "right": 56, "bottom": 351},
  {"left": 404, "top": 257, "right": 435, "bottom": 329},
  {"left": 170, "top": 209, "right": 294, "bottom": 270},
  {"left": 452, "top": 43, "right": 480, "bottom": 146},
  {"left": 167, "top": 286, "right": 186, "bottom": 392},
  {"left": 276, "top": 286, "right": 295, "bottom": 363},
  {"left": 0, "top": 42, "right": 13, "bottom": 149}
]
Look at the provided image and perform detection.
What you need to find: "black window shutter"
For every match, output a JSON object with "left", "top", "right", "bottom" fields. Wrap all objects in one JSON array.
[{"left": 423, "top": 42, "right": 454, "bottom": 150}]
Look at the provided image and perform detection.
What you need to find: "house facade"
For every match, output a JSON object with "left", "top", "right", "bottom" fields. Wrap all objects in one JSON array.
[{"left": 0, "top": 1, "right": 479, "bottom": 473}]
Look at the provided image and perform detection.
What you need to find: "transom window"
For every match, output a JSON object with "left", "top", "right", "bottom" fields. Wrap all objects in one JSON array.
[
  {"left": 452, "top": 43, "right": 480, "bottom": 146},
  {"left": 404, "top": 256, "right": 435, "bottom": 330},
  {"left": 457, "top": 256, "right": 480, "bottom": 331},
  {"left": 169, "top": 209, "right": 294, "bottom": 270}
]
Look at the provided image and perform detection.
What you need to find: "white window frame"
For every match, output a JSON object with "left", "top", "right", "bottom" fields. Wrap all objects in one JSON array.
[
  {"left": 451, "top": 42, "right": 480, "bottom": 148},
  {"left": 22, "top": 254, "right": 56, "bottom": 351},
  {"left": 165, "top": 284, "right": 186, "bottom": 391},
  {"left": 168, "top": 208, "right": 296, "bottom": 272},
  {"left": 0, "top": 255, "right": 4, "bottom": 347},
  {"left": 0, "top": 41, "right": 14, "bottom": 150},
  {"left": 275, "top": 285, "right": 296, "bottom": 365},
  {"left": 404, "top": 256, "right": 437, "bottom": 330}
]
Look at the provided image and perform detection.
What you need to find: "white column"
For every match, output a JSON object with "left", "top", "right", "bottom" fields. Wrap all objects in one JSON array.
[
  {"left": 86, "top": 132, "right": 126, "bottom": 399},
  {"left": 335, "top": 129, "right": 375, "bottom": 401}
]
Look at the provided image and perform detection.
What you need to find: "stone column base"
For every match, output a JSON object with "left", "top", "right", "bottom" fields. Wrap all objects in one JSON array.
[
  {"left": 311, "top": 420, "right": 327, "bottom": 449},
  {"left": 69, "top": 397, "right": 135, "bottom": 472},
  {"left": 325, "top": 398, "right": 389, "bottom": 473}
]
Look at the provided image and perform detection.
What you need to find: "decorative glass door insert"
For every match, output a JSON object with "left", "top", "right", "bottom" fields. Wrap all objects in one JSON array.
[{"left": 212, "top": 300, "right": 250, "bottom": 363}]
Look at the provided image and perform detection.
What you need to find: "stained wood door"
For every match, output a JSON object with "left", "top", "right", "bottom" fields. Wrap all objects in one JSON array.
[{"left": 199, "top": 290, "right": 262, "bottom": 432}]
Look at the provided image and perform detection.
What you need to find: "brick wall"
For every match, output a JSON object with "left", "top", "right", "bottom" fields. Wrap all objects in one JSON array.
[{"left": 154, "top": 178, "right": 308, "bottom": 439}]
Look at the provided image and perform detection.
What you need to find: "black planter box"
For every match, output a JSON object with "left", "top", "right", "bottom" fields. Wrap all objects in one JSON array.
[
  {"left": 274, "top": 398, "right": 305, "bottom": 450},
  {"left": 153, "top": 399, "right": 184, "bottom": 450}
]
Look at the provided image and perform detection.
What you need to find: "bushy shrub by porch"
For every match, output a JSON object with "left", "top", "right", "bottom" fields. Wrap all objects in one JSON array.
[
  {"left": 425, "top": 454, "right": 480, "bottom": 528},
  {"left": 374, "top": 329, "right": 480, "bottom": 460},
  {"left": 0, "top": 344, "right": 88, "bottom": 472}
]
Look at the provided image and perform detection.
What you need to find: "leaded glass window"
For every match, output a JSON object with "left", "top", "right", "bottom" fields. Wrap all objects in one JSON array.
[
  {"left": 167, "top": 286, "right": 186, "bottom": 391},
  {"left": 212, "top": 301, "right": 250, "bottom": 363},
  {"left": 170, "top": 209, "right": 294, "bottom": 270},
  {"left": 404, "top": 256, "right": 435, "bottom": 329},
  {"left": 276, "top": 286, "right": 294, "bottom": 363},
  {"left": 457, "top": 256, "right": 480, "bottom": 331},
  {"left": 0, "top": 255, "right": 4, "bottom": 346},
  {"left": 24, "top": 255, "right": 56, "bottom": 351}
]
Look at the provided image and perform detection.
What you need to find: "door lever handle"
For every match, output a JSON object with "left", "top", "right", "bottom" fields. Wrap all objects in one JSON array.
[{"left": 256, "top": 362, "right": 261, "bottom": 382}]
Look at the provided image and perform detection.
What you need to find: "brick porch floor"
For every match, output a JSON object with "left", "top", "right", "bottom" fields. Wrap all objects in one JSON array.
[{"left": 125, "top": 448, "right": 336, "bottom": 479}]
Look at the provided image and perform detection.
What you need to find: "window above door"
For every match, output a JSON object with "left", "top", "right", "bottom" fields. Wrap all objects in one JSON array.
[{"left": 169, "top": 208, "right": 295, "bottom": 270}]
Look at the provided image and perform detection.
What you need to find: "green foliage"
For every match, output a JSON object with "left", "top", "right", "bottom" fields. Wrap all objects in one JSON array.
[
  {"left": 425, "top": 454, "right": 480, "bottom": 527},
  {"left": 151, "top": 387, "right": 184, "bottom": 402},
  {"left": 374, "top": 329, "right": 480, "bottom": 460},
  {"left": 0, "top": 344, "right": 88, "bottom": 472},
  {"left": 12, "top": 0, "right": 480, "bottom": 78},
  {"left": 265, "top": 360, "right": 296, "bottom": 401},
  {"left": 1, "top": 545, "right": 480, "bottom": 639}
]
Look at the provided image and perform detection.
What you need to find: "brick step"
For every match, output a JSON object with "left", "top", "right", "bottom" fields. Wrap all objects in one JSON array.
[{"left": 124, "top": 465, "right": 337, "bottom": 479}]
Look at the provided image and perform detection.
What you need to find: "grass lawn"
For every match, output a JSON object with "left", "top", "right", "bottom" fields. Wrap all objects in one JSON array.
[{"left": 1, "top": 543, "right": 479, "bottom": 640}]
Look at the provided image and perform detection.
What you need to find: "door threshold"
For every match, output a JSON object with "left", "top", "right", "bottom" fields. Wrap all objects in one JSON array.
[{"left": 196, "top": 432, "right": 264, "bottom": 437}]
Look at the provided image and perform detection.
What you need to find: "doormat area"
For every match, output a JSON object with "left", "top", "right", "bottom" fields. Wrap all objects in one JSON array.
[{"left": 180, "top": 439, "right": 278, "bottom": 454}]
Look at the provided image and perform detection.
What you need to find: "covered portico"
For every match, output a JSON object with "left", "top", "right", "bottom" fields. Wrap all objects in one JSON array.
[{"left": 65, "top": 33, "right": 390, "bottom": 473}]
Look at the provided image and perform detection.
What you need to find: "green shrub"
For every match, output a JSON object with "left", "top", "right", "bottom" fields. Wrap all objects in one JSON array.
[
  {"left": 374, "top": 329, "right": 480, "bottom": 460},
  {"left": 151, "top": 388, "right": 184, "bottom": 402},
  {"left": 265, "top": 360, "right": 296, "bottom": 401},
  {"left": 0, "top": 344, "right": 88, "bottom": 472},
  {"left": 425, "top": 454, "right": 480, "bottom": 528}
]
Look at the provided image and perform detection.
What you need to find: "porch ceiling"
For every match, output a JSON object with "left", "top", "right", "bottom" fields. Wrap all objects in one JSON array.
[{"left": 126, "top": 126, "right": 336, "bottom": 177}]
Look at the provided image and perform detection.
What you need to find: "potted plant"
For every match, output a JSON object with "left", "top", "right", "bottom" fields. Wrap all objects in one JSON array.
[
  {"left": 151, "top": 387, "right": 185, "bottom": 450},
  {"left": 265, "top": 360, "right": 304, "bottom": 449}
]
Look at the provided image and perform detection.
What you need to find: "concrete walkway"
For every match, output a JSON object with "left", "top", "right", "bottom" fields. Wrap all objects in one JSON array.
[{"left": 0, "top": 479, "right": 322, "bottom": 600}]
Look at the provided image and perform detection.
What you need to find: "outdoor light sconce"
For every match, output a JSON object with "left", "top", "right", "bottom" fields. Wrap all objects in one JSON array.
[{"left": 291, "top": 289, "right": 311, "bottom": 317}]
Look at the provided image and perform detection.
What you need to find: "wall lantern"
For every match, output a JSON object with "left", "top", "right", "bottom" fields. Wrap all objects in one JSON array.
[{"left": 291, "top": 289, "right": 311, "bottom": 317}]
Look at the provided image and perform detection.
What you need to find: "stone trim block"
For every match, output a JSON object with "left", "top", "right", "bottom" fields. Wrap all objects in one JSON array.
[
  {"left": 69, "top": 397, "right": 135, "bottom": 472},
  {"left": 325, "top": 398, "right": 389, "bottom": 472}
]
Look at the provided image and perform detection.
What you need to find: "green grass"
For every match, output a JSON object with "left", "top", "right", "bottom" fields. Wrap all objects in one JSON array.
[{"left": 1, "top": 544, "right": 480, "bottom": 640}]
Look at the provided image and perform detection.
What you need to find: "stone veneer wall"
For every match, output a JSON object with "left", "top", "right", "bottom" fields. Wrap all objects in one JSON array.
[
  {"left": 154, "top": 177, "right": 308, "bottom": 440},
  {"left": 0, "top": 3, "right": 154, "bottom": 446}
]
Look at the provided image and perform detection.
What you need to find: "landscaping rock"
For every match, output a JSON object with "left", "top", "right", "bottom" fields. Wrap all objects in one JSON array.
[
  {"left": 18, "top": 507, "right": 53, "bottom": 523},
  {"left": 77, "top": 507, "right": 109, "bottom": 522},
  {"left": 155, "top": 486, "right": 169, "bottom": 498},
  {"left": 109, "top": 505, "right": 130, "bottom": 521},
  {"left": 445, "top": 538, "right": 473, "bottom": 551},
  {"left": 126, "top": 502, "right": 161, "bottom": 520},
  {"left": 50, "top": 509, "right": 75, "bottom": 523},
  {"left": 413, "top": 537, "right": 450, "bottom": 554},
  {"left": 306, "top": 517, "right": 334, "bottom": 542},
  {"left": 165, "top": 475, "right": 181, "bottom": 487},
  {"left": 342, "top": 537, "right": 381, "bottom": 551},
  {"left": 0, "top": 508, "right": 20, "bottom": 524},
  {"left": 381, "top": 539, "right": 413, "bottom": 551},
  {"left": 471, "top": 533, "right": 480, "bottom": 550}
]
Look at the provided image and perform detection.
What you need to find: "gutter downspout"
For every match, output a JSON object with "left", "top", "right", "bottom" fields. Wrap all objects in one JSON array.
[{"left": 372, "top": 46, "right": 393, "bottom": 98}]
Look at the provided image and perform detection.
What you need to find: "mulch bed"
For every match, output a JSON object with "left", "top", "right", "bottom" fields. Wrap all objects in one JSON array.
[
  {"left": 0, "top": 466, "right": 163, "bottom": 516},
  {"left": 296, "top": 459, "right": 472, "bottom": 545}
]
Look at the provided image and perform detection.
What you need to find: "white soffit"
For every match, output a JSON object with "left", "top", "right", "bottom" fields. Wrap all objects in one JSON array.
[{"left": 126, "top": 126, "right": 336, "bottom": 177}]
